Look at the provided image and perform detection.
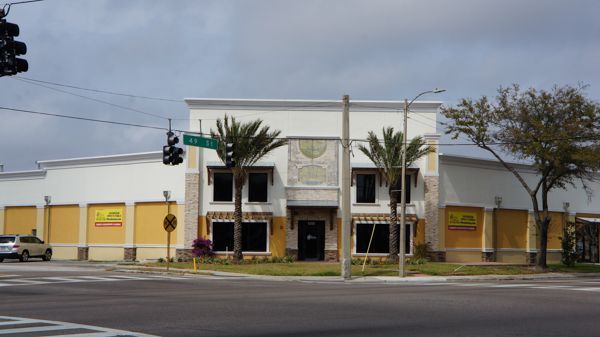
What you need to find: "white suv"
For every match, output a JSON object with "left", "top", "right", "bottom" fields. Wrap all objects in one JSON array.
[{"left": 0, "top": 235, "right": 52, "bottom": 262}]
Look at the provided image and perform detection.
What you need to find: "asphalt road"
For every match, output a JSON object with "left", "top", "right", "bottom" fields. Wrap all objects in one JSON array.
[{"left": 1, "top": 261, "right": 600, "bottom": 337}]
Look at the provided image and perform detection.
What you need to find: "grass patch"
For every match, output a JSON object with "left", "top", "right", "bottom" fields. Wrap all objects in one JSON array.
[{"left": 137, "top": 261, "right": 600, "bottom": 277}]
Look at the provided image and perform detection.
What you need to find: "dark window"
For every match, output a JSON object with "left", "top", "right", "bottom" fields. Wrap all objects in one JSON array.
[
  {"left": 0, "top": 236, "right": 15, "bottom": 243},
  {"left": 356, "top": 174, "right": 376, "bottom": 203},
  {"left": 212, "top": 221, "right": 268, "bottom": 252},
  {"left": 31, "top": 237, "right": 42, "bottom": 244},
  {"left": 391, "top": 175, "right": 411, "bottom": 203},
  {"left": 20, "top": 237, "right": 31, "bottom": 243},
  {"left": 356, "top": 223, "right": 388, "bottom": 253},
  {"left": 248, "top": 173, "right": 268, "bottom": 202},
  {"left": 355, "top": 223, "right": 412, "bottom": 254},
  {"left": 213, "top": 172, "right": 233, "bottom": 202}
]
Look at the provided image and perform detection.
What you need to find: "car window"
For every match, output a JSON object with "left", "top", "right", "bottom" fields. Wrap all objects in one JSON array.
[
  {"left": 20, "top": 237, "right": 31, "bottom": 243},
  {"left": 0, "top": 236, "right": 15, "bottom": 244},
  {"left": 31, "top": 237, "right": 42, "bottom": 244}
]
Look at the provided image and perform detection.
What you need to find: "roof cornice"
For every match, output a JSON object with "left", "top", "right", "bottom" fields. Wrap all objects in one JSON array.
[
  {"left": 0, "top": 169, "right": 46, "bottom": 181},
  {"left": 439, "top": 154, "right": 537, "bottom": 173},
  {"left": 37, "top": 151, "right": 163, "bottom": 170},
  {"left": 185, "top": 98, "right": 442, "bottom": 112}
]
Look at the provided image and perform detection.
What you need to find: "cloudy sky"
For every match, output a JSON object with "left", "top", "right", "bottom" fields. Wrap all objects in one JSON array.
[{"left": 1, "top": 0, "right": 599, "bottom": 171}]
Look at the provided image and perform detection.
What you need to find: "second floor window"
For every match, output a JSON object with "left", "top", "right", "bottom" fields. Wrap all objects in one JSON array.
[
  {"left": 356, "top": 173, "right": 376, "bottom": 203},
  {"left": 248, "top": 172, "right": 268, "bottom": 202},
  {"left": 213, "top": 172, "right": 233, "bottom": 202}
]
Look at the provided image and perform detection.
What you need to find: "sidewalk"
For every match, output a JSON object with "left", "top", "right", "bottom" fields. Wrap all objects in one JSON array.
[{"left": 103, "top": 262, "right": 600, "bottom": 284}]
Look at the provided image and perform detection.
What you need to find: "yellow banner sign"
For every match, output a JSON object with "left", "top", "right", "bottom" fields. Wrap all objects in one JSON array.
[
  {"left": 95, "top": 208, "right": 123, "bottom": 227},
  {"left": 448, "top": 211, "right": 477, "bottom": 231}
]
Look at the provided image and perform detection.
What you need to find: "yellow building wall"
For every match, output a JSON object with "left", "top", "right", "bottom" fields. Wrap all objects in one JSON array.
[
  {"left": 47, "top": 205, "right": 79, "bottom": 244},
  {"left": 134, "top": 202, "right": 177, "bottom": 245},
  {"left": 87, "top": 204, "right": 126, "bottom": 244},
  {"left": 88, "top": 247, "right": 124, "bottom": 261},
  {"left": 445, "top": 206, "right": 483, "bottom": 249},
  {"left": 547, "top": 212, "right": 564, "bottom": 250},
  {"left": 496, "top": 251, "right": 526, "bottom": 264},
  {"left": 198, "top": 216, "right": 208, "bottom": 238},
  {"left": 495, "top": 209, "right": 527, "bottom": 249},
  {"left": 270, "top": 216, "right": 286, "bottom": 257},
  {"left": 446, "top": 251, "right": 481, "bottom": 263},
  {"left": 51, "top": 246, "right": 78, "bottom": 260},
  {"left": 137, "top": 247, "right": 177, "bottom": 260},
  {"left": 415, "top": 219, "right": 426, "bottom": 245},
  {"left": 4, "top": 206, "right": 37, "bottom": 235}
]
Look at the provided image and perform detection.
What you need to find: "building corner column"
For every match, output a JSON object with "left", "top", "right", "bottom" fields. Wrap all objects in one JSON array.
[
  {"left": 77, "top": 204, "right": 89, "bottom": 260},
  {"left": 0, "top": 206, "right": 5, "bottom": 235},
  {"left": 178, "top": 145, "right": 200, "bottom": 261},
  {"left": 526, "top": 210, "right": 537, "bottom": 265},
  {"left": 35, "top": 205, "right": 45, "bottom": 238},
  {"left": 423, "top": 133, "right": 443, "bottom": 261},
  {"left": 124, "top": 201, "right": 136, "bottom": 262},
  {"left": 482, "top": 207, "right": 495, "bottom": 262}
]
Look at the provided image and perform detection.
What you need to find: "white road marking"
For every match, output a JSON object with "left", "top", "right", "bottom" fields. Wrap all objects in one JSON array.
[
  {"left": 487, "top": 284, "right": 532, "bottom": 288},
  {"left": 420, "top": 280, "right": 600, "bottom": 293},
  {"left": 0, "top": 316, "right": 157, "bottom": 336},
  {"left": 0, "top": 275, "right": 20, "bottom": 278},
  {"left": 0, "top": 274, "right": 192, "bottom": 288}
]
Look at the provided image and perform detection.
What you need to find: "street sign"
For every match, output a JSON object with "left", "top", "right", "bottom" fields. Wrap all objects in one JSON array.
[
  {"left": 183, "top": 134, "right": 218, "bottom": 150},
  {"left": 163, "top": 214, "right": 177, "bottom": 232}
]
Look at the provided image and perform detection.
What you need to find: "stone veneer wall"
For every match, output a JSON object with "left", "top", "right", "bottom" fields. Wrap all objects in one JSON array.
[
  {"left": 424, "top": 175, "right": 441, "bottom": 257},
  {"left": 286, "top": 208, "right": 338, "bottom": 261},
  {"left": 178, "top": 172, "right": 200, "bottom": 260}
]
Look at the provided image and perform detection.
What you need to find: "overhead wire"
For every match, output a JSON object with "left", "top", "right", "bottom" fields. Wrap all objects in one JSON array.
[
  {"left": 0, "top": 106, "right": 168, "bottom": 131},
  {"left": 13, "top": 77, "right": 180, "bottom": 120}
]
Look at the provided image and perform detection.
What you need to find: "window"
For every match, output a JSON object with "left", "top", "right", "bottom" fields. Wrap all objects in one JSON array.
[
  {"left": 248, "top": 172, "right": 268, "bottom": 202},
  {"left": 356, "top": 173, "right": 376, "bottom": 203},
  {"left": 355, "top": 223, "right": 412, "bottom": 254},
  {"left": 0, "top": 236, "right": 15, "bottom": 244},
  {"left": 391, "top": 175, "right": 411, "bottom": 203},
  {"left": 212, "top": 221, "right": 268, "bottom": 252},
  {"left": 213, "top": 172, "right": 233, "bottom": 202}
]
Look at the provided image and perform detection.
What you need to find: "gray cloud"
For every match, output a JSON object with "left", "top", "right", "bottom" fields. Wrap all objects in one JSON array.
[{"left": 1, "top": 0, "right": 598, "bottom": 170}]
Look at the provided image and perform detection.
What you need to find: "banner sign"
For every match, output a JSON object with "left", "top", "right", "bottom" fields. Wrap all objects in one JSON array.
[
  {"left": 95, "top": 208, "right": 123, "bottom": 227},
  {"left": 448, "top": 211, "right": 477, "bottom": 231}
]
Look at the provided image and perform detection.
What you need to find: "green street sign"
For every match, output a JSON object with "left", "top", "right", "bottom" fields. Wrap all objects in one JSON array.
[{"left": 183, "top": 134, "right": 218, "bottom": 150}]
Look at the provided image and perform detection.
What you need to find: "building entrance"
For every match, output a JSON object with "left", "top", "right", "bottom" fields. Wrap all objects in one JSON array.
[{"left": 298, "top": 220, "right": 325, "bottom": 261}]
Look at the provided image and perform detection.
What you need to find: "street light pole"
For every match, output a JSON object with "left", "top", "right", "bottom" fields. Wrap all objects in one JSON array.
[{"left": 399, "top": 89, "right": 445, "bottom": 277}]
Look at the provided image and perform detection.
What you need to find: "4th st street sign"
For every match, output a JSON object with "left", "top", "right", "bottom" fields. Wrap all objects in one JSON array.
[{"left": 183, "top": 134, "right": 218, "bottom": 150}]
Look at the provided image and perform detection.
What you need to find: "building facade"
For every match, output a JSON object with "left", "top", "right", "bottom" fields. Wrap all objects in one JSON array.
[{"left": 1, "top": 98, "right": 599, "bottom": 264}]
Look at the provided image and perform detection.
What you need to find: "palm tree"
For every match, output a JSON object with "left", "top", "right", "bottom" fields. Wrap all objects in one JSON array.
[
  {"left": 211, "top": 115, "right": 287, "bottom": 262},
  {"left": 358, "top": 127, "right": 432, "bottom": 262}
]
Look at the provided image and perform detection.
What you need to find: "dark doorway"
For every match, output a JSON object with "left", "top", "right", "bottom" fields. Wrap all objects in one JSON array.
[{"left": 298, "top": 220, "right": 325, "bottom": 261}]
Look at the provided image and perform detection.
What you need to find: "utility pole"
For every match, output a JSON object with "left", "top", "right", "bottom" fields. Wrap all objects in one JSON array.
[
  {"left": 341, "top": 95, "right": 352, "bottom": 279},
  {"left": 399, "top": 99, "right": 408, "bottom": 277}
]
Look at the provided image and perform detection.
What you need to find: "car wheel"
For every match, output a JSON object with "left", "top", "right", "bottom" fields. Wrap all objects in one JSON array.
[
  {"left": 42, "top": 249, "right": 52, "bottom": 261},
  {"left": 19, "top": 250, "right": 29, "bottom": 262}
]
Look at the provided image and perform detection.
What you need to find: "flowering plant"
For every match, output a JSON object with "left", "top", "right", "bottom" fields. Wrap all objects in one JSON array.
[{"left": 192, "top": 237, "right": 215, "bottom": 259}]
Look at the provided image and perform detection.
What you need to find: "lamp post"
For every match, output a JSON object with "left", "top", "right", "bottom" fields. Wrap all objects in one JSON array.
[
  {"left": 44, "top": 195, "right": 51, "bottom": 242},
  {"left": 399, "top": 89, "right": 445, "bottom": 277}
]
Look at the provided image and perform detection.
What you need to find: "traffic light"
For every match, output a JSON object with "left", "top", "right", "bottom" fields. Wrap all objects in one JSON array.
[
  {"left": 162, "top": 131, "right": 184, "bottom": 166},
  {"left": 225, "top": 142, "right": 235, "bottom": 168},
  {"left": 0, "top": 15, "right": 28, "bottom": 77}
]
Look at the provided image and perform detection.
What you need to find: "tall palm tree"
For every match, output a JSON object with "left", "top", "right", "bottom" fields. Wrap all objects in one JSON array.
[
  {"left": 358, "top": 127, "right": 432, "bottom": 262},
  {"left": 211, "top": 115, "right": 287, "bottom": 262}
]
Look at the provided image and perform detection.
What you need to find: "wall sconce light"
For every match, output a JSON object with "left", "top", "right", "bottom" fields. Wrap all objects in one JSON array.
[
  {"left": 494, "top": 196, "right": 502, "bottom": 208},
  {"left": 563, "top": 202, "right": 570, "bottom": 211},
  {"left": 44, "top": 195, "right": 51, "bottom": 205},
  {"left": 163, "top": 190, "right": 171, "bottom": 202}
]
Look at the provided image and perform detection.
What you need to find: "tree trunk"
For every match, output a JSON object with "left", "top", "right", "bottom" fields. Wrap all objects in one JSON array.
[
  {"left": 388, "top": 189, "right": 399, "bottom": 262},
  {"left": 233, "top": 174, "right": 244, "bottom": 263},
  {"left": 536, "top": 185, "right": 550, "bottom": 270}
]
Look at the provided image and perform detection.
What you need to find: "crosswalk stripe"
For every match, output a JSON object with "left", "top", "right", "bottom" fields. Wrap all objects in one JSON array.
[{"left": 0, "top": 324, "right": 77, "bottom": 334}]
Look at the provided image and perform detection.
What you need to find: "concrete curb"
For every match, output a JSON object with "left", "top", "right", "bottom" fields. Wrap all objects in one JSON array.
[{"left": 106, "top": 264, "right": 600, "bottom": 284}]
